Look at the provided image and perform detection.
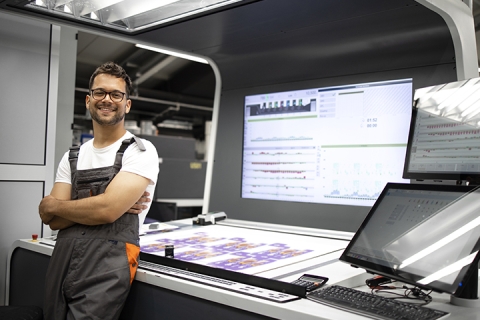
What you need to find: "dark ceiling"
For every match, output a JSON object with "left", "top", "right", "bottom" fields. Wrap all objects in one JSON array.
[{"left": 1, "top": 0, "right": 480, "bottom": 140}]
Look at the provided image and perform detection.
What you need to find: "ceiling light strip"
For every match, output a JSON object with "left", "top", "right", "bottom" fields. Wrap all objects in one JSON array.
[{"left": 136, "top": 44, "right": 209, "bottom": 64}]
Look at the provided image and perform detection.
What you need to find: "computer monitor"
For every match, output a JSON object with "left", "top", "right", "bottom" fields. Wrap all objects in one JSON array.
[
  {"left": 403, "top": 77, "right": 480, "bottom": 184},
  {"left": 242, "top": 78, "right": 412, "bottom": 207},
  {"left": 340, "top": 182, "right": 480, "bottom": 297}
]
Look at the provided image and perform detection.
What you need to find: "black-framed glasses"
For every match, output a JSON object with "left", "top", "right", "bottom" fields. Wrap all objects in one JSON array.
[{"left": 90, "top": 89, "right": 126, "bottom": 102}]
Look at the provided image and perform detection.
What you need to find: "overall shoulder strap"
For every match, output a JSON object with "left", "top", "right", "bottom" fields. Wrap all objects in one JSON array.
[
  {"left": 68, "top": 145, "right": 81, "bottom": 200},
  {"left": 68, "top": 145, "right": 80, "bottom": 175},
  {"left": 113, "top": 136, "right": 146, "bottom": 169}
]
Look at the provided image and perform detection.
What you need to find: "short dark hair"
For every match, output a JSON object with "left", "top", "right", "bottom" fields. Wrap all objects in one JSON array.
[{"left": 89, "top": 61, "right": 133, "bottom": 96}]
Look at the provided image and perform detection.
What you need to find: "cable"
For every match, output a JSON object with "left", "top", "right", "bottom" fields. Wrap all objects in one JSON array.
[
  {"left": 370, "top": 284, "right": 433, "bottom": 306},
  {"left": 366, "top": 276, "right": 434, "bottom": 305},
  {"left": 403, "top": 285, "right": 433, "bottom": 305}
]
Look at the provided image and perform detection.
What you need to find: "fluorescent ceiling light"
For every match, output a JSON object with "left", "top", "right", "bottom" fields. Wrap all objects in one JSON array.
[
  {"left": 23, "top": 0, "right": 244, "bottom": 32},
  {"left": 136, "top": 44, "right": 209, "bottom": 64}
]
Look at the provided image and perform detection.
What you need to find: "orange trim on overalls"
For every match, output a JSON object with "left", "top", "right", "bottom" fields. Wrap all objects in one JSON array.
[{"left": 125, "top": 243, "right": 140, "bottom": 284}]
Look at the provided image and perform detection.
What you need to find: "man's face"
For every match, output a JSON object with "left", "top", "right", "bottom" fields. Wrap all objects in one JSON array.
[{"left": 86, "top": 74, "right": 131, "bottom": 126}]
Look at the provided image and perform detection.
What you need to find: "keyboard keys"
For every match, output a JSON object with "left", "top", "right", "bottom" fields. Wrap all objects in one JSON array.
[{"left": 307, "top": 285, "right": 449, "bottom": 320}]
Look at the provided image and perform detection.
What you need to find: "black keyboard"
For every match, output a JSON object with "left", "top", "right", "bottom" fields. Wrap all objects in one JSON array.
[{"left": 307, "top": 285, "right": 449, "bottom": 320}]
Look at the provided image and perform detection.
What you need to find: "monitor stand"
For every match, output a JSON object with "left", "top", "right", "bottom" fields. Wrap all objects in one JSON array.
[{"left": 450, "top": 266, "right": 480, "bottom": 308}]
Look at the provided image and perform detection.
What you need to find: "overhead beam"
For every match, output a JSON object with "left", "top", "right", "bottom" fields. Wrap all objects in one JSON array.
[
  {"left": 416, "top": 0, "right": 478, "bottom": 80},
  {"left": 134, "top": 55, "right": 177, "bottom": 86}
]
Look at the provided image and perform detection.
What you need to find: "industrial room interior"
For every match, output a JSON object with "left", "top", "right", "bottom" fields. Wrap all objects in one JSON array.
[{"left": 2, "top": 0, "right": 480, "bottom": 319}]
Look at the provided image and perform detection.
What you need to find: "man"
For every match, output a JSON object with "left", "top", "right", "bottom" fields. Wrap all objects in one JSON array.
[{"left": 39, "top": 62, "right": 159, "bottom": 320}]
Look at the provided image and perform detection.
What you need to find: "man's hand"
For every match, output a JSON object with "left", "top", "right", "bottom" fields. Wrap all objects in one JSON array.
[
  {"left": 127, "top": 191, "right": 151, "bottom": 214},
  {"left": 39, "top": 195, "right": 57, "bottom": 225}
]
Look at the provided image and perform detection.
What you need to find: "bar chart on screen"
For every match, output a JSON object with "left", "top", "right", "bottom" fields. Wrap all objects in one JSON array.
[{"left": 320, "top": 144, "right": 409, "bottom": 206}]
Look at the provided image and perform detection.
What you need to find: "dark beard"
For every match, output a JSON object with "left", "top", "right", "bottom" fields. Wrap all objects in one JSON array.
[{"left": 90, "top": 106, "right": 125, "bottom": 126}]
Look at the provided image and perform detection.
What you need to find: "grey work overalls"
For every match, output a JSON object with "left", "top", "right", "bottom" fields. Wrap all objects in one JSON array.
[{"left": 44, "top": 137, "right": 145, "bottom": 320}]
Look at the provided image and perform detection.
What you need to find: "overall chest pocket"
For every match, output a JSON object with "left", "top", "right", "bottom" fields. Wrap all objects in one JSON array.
[{"left": 76, "top": 175, "right": 112, "bottom": 198}]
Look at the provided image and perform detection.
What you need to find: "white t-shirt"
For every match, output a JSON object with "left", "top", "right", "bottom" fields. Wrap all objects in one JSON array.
[{"left": 55, "top": 131, "right": 159, "bottom": 227}]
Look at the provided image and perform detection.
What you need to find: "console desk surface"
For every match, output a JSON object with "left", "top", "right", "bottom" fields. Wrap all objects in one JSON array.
[{"left": 7, "top": 219, "right": 480, "bottom": 320}]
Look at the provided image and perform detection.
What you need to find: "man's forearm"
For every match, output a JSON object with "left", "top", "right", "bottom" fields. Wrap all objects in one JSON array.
[
  {"left": 41, "top": 194, "right": 120, "bottom": 225},
  {"left": 48, "top": 216, "right": 76, "bottom": 230},
  {"left": 41, "top": 190, "right": 151, "bottom": 228}
]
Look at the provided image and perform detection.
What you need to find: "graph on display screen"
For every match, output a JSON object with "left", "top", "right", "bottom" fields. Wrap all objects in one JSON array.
[{"left": 242, "top": 79, "right": 412, "bottom": 207}]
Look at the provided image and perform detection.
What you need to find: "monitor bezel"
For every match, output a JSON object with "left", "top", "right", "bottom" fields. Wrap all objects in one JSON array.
[{"left": 339, "top": 182, "right": 480, "bottom": 295}]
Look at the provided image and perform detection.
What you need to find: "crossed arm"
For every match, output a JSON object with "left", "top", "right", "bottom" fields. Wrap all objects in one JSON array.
[{"left": 39, "top": 171, "right": 151, "bottom": 230}]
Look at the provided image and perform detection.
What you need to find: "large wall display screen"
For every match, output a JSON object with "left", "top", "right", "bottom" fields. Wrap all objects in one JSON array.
[{"left": 242, "top": 79, "right": 412, "bottom": 207}]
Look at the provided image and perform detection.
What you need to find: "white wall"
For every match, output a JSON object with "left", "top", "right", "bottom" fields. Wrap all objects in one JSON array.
[{"left": 0, "top": 11, "right": 77, "bottom": 305}]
